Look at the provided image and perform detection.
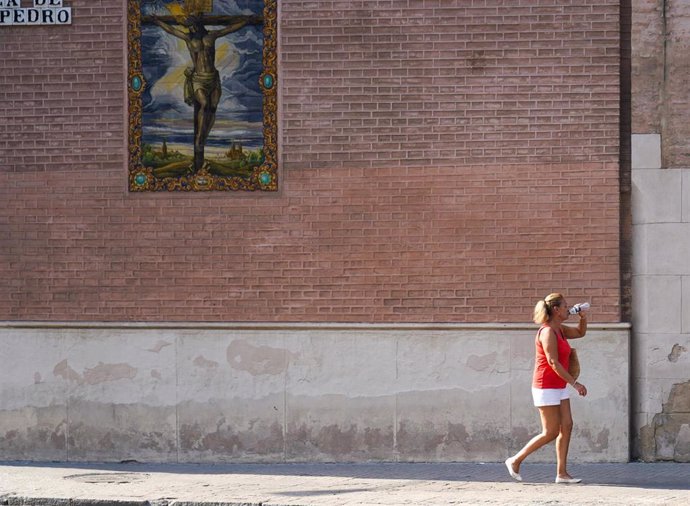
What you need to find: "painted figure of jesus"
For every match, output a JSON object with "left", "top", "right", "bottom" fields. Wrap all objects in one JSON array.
[{"left": 151, "top": 2, "right": 260, "bottom": 172}]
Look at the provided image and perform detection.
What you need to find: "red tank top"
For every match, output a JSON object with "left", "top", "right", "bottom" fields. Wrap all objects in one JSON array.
[{"left": 532, "top": 325, "right": 571, "bottom": 389}]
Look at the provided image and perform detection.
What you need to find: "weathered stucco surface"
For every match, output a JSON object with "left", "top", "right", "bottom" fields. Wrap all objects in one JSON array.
[
  {"left": 633, "top": 324, "right": 690, "bottom": 461},
  {"left": 0, "top": 323, "right": 629, "bottom": 463}
]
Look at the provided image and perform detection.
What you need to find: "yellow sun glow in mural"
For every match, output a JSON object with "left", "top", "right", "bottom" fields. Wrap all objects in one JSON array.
[{"left": 166, "top": 0, "right": 212, "bottom": 23}]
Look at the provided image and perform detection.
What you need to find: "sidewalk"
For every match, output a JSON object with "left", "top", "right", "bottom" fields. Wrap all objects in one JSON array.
[{"left": 1, "top": 461, "right": 689, "bottom": 505}]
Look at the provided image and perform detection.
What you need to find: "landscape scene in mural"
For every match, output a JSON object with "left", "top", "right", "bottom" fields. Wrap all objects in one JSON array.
[{"left": 128, "top": 0, "right": 277, "bottom": 191}]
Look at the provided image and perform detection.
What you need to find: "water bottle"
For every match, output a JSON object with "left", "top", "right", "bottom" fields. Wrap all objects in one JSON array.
[{"left": 568, "top": 302, "right": 590, "bottom": 315}]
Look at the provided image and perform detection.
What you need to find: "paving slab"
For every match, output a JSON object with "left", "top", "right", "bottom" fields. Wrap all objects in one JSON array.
[{"left": 0, "top": 462, "right": 689, "bottom": 505}]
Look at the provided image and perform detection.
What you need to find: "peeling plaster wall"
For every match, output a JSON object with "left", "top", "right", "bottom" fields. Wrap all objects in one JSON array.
[
  {"left": 0, "top": 323, "right": 629, "bottom": 463},
  {"left": 632, "top": 0, "right": 690, "bottom": 462}
]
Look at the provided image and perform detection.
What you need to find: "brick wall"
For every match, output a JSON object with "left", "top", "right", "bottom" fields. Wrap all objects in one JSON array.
[
  {"left": 0, "top": 0, "right": 621, "bottom": 323},
  {"left": 283, "top": 0, "right": 620, "bottom": 168}
]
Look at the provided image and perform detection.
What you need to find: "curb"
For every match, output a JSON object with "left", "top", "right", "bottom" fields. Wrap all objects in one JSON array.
[{"left": 0, "top": 497, "right": 298, "bottom": 506}]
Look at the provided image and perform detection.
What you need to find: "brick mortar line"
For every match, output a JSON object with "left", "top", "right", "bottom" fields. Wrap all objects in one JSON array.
[{"left": 0, "top": 321, "right": 631, "bottom": 331}]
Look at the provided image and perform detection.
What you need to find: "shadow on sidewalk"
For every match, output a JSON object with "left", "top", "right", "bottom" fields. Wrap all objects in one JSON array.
[{"left": 2, "top": 461, "right": 689, "bottom": 491}]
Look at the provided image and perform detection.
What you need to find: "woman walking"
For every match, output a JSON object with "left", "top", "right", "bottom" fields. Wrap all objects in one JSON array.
[{"left": 505, "top": 293, "right": 588, "bottom": 484}]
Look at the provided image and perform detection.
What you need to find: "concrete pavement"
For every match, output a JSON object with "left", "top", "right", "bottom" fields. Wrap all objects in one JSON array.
[{"left": 1, "top": 461, "right": 689, "bottom": 505}]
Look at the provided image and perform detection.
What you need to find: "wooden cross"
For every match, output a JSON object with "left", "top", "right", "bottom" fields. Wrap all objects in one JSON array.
[
  {"left": 191, "top": 0, "right": 213, "bottom": 12},
  {"left": 141, "top": 14, "right": 262, "bottom": 26},
  {"left": 141, "top": 0, "right": 262, "bottom": 27}
]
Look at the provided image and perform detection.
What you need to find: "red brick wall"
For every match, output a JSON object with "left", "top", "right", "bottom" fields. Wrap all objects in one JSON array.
[{"left": 0, "top": 0, "right": 621, "bottom": 323}]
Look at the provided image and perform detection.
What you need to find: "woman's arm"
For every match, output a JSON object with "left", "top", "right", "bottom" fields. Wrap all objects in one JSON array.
[{"left": 561, "top": 312, "right": 587, "bottom": 339}]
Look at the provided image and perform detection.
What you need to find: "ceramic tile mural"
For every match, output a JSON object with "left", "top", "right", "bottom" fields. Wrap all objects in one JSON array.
[{"left": 128, "top": 0, "right": 277, "bottom": 191}]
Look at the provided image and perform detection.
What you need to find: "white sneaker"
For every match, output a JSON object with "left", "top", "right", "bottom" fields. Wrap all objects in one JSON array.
[
  {"left": 505, "top": 458, "right": 522, "bottom": 482},
  {"left": 555, "top": 476, "right": 582, "bottom": 484}
]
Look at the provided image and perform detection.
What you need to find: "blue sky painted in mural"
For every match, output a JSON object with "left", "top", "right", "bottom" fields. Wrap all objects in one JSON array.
[{"left": 140, "top": 0, "right": 264, "bottom": 150}]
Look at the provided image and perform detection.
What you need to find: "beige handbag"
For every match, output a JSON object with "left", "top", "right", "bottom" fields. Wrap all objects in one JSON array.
[{"left": 568, "top": 348, "right": 581, "bottom": 381}]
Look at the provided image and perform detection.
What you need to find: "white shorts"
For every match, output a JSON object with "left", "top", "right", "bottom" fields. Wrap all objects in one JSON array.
[{"left": 531, "top": 387, "right": 569, "bottom": 407}]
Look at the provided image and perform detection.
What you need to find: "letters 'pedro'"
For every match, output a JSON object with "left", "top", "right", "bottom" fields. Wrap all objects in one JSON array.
[{"left": 0, "top": 0, "right": 72, "bottom": 25}]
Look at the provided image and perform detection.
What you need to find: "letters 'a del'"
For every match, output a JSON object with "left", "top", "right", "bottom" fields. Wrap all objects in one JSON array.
[{"left": 0, "top": 0, "right": 65, "bottom": 5}]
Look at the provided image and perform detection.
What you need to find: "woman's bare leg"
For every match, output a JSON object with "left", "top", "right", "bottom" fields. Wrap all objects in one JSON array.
[
  {"left": 510, "top": 405, "right": 561, "bottom": 473},
  {"left": 556, "top": 399, "right": 574, "bottom": 478}
]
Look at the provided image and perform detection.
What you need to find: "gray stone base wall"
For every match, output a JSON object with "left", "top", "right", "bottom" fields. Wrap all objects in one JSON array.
[
  {"left": 0, "top": 322, "right": 630, "bottom": 463},
  {"left": 631, "top": 133, "right": 690, "bottom": 461}
]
